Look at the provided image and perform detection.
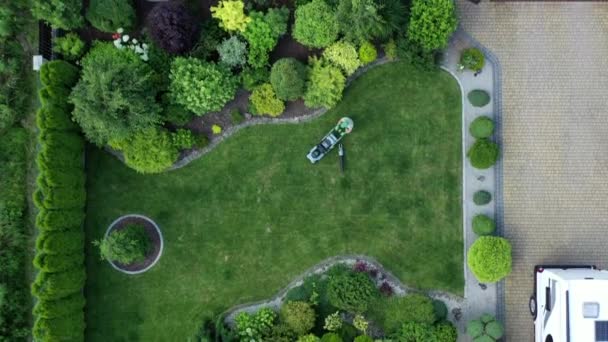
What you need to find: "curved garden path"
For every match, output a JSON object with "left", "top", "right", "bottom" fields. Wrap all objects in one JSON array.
[{"left": 458, "top": 2, "right": 608, "bottom": 340}]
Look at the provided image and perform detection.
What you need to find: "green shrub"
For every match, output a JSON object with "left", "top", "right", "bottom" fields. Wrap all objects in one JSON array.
[
  {"left": 270, "top": 58, "right": 307, "bottom": 101},
  {"left": 407, "top": 0, "right": 457, "bottom": 51},
  {"left": 368, "top": 294, "right": 436, "bottom": 333},
  {"left": 250, "top": 83, "right": 285, "bottom": 116},
  {"left": 467, "top": 90, "right": 491, "bottom": 107},
  {"left": 33, "top": 252, "right": 84, "bottom": 273},
  {"left": 293, "top": 0, "right": 339, "bottom": 48},
  {"left": 172, "top": 129, "right": 196, "bottom": 149},
  {"left": 163, "top": 103, "right": 195, "bottom": 126},
  {"left": 70, "top": 43, "right": 162, "bottom": 145},
  {"left": 35, "top": 209, "right": 84, "bottom": 232},
  {"left": 323, "top": 41, "right": 361, "bottom": 76},
  {"left": 40, "top": 168, "right": 84, "bottom": 189},
  {"left": 469, "top": 116, "right": 494, "bottom": 138},
  {"left": 242, "top": 9, "right": 289, "bottom": 68},
  {"left": 217, "top": 36, "right": 247, "bottom": 68},
  {"left": 235, "top": 308, "right": 276, "bottom": 341},
  {"left": 32, "top": 0, "right": 84, "bottom": 30},
  {"left": 33, "top": 293, "right": 85, "bottom": 319},
  {"left": 298, "top": 334, "right": 321, "bottom": 342},
  {"left": 324, "top": 311, "right": 343, "bottom": 331},
  {"left": 336, "top": 0, "right": 388, "bottom": 44},
  {"left": 321, "top": 332, "right": 343, "bottom": 342},
  {"left": 472, "top": 215, "right": 496, "bottom": 236},
  {"left": 40, "top": 187, "right": 86, "bottom": 210},
  {"left": 230, "top": 108, "right": 245, "bottom": 124},
  {"left": 304, "top": 57, "right": 346, "bottom": 109},
  {"left": 211, "top": 0, "right": 251, "bottom": 33},
  {"left": 169, "top": 57, "right": 239, "bottom": 114},
  {"left": 111, "top": 128, "right": 180, "bottom": 173},
  {"left": 280, "top": 301, "right": 315, "bottom": 335},
  {"left": 460, "top": 48, "right": 485, "bottom": 71},
  {"left": 358, "top": 41, "right": 377, "bottom": 65},
  {"left": 31, "top": 268, "right": 86, "bottom": 300},
  {"left": 53, "top": 33, "right": 86, "bottom": 61},
  {"left": 94, "top": 224, "right": 152, "bottom": 265},
  {"left": 473, "top": 190, "right": 492, "bottom": 206},
  {"left": 36, "top": 106, "right": 78, "bottom": 132},
  {"left": 467, "top": 314, "right": 504, "bottom": 340},
  {"left": 40, "top": 60, "right": 80, "bottom": 89},
  {"left": 354, "top": 335, "right": 373, "bottom": 342},
  {"left": 212, "top": 124, "right": 222, "bottom": 134},
  {"left": 36, "top": 230, "right": 84, "bottom": 255},
  {"left": 86, "top": 0, "right": 136, "bottom": 33},
  {"left": 33, "top": 312, "right": 85, "bottom": 341},
  {"left": 392, "top": 321, "right": 436, "bottom": 341},
  {"left": 383, "top": 39, "right": 398, "bottom": 60},
  {"left": 467, "top": 139, "right": 499, "bottom": 169},
  {"left": 467, "top": 236, "right": 512, "bottom": 283},
  {"left": 327, "top": 270, "right": 377, "bottom": 313},
  {"left": 432, "top": 299, "right": 448, "bottom": 322},
  {"left": 242, "top": 67, "right": 270, "bottom": 91},
  {"left": 434, "top": 321, "right": 457, "bottom": 342}
]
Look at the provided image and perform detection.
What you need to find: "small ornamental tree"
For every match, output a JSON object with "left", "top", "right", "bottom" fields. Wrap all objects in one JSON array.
[
  {"left": 327, "top": 270, "right": 377, "bottom": 313},
  {"left": 467, "top": 138, "right": 499, "bottom": 169},
  {"left": 336, "top": 0, "right": 386, "bottom": 44},
  {"left": 169, "top": 57, "right": 239, "bottom": 114},
  {"left": 467, "top": 314, "right": 504, "bottom": 341},
  {"left": 217, "top": 36, "right": 248, "bottom": 68},
  {"left": 147, "top": 2, "right": 199, "bottom": 55},
  {"left": 94, "top": 224, "right": 151, "bottom": 264},
  {"left": 323, "top": 41, "right": 361, "bottom": 76},
  {"left": 32, "top": 0, "right": 84, "bottom": 30},
  {"left": 407, "top": 0, "right": 457, "bottom": 51},
  {"left": 211, "top": 0, "right": 251, "bottom": 33},
  {"left": 109, "top": 128, "right": 180, "bottom": 174},
  {"left": 270, "top": 58, "right": 307, "bottom": 101},
  {"left": 86, "top": 0, "right": 136, "bottom": 33},
  {"left": 243, "top": 9, "right": 289, "bottom": 68},
  {"left": 280, "top": 301, "right": 316, "bottom": 335},
  {"left": 467, "top": 237, "right": 512, "bottom": 283},
  {"left": 304, "top": 57, "right": 346, "bottom": 109},
  {"left": 293, "top": 0, "right": 339, "bottom": 48},
  {"left": 250, "top": 83, "right": 285, "bottom": 116}
]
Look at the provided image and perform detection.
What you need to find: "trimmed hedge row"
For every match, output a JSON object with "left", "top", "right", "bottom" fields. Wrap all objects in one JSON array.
[
  {"left": 32, "top": 60, "right": 86, "bottom": 342},
  {"left": 0, "top": 128, "right": 30, "bottom": 339}
]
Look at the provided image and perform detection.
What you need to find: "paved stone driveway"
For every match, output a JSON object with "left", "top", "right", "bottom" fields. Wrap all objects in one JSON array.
[{"left": 457, "top": 2, "right": 608, "bottom": 340}]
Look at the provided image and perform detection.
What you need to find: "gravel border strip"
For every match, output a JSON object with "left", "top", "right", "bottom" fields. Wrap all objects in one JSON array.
[{"left": 104, "top": 214, "right": 164, "bottom": 275}]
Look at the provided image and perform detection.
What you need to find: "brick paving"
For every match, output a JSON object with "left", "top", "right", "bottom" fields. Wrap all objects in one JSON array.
[{"left": 457, "top": 2, "right": 608, "bottom": 340}]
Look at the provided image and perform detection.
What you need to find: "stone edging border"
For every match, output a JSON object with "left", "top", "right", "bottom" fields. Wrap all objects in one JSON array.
[
  {"left": 220, "top": 254, "right": 465, "bottom": 328},
  {"left": 104, "top": 214, "right": 164, "bottom": 275}
]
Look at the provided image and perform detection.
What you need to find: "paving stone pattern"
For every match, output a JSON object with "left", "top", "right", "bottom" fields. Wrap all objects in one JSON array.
[{"left": 457, "top": 2, "right": 608, "bottom": 340}]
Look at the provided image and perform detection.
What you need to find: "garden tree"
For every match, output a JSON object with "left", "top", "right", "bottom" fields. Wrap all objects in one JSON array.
[
  {"left": 93, "top": 224, "right": 151, "bottom": 264},
  {"left": 304, "top": 57, "right": 346, "bottom": 109},
  {"left": 250, "top": 83, "right": 285, "bottom": 116},
  {"left": 53, "top": 33, "right": 86, "bottom": 61},
  {"left": 293, "top": 0, "right": 340, "bottom": 48},
  {"left": 217, "top": 36, "right": 248, "bottom": 67},
  {"left": 242, "top": 8, "right": 289, "bottom": 68},
  {"left": 86, "top": 0, "right": 136, "bottom": 33},
  {"left": 147, "top": 2, "right": 199, "bottom": 55},
  {"left": 323, "top": 41, "right": 361, "bottom": 76},
  {"left": 467, "top": 236, "right": 512, "bottom": 283},
  {"left": 211, "top": 0, "right": 251, "bottom": 33},
  {"left": 467, "top": 138, "right": 499, "bottom": 169},
  {"left": 336, "top": 0, "right": 386, "bottom": 44},
  {"left": 358, "top": 41, "right": 378, "bottom": 64},
  {"left": 169, "top": 57, "right": 239, "bottom": 114},
  {"left": 109, "top": 128, "right": 181, "bottom": 174},
  {"left": 280, "top": 301, "right": 316, "bottom": 335},
  {"left": 327, "top": 270, "right": 377, "bottom": 313},
  {"left": 467, "top": 314, "right": 504, "bottom": 341},
  {"left": 32, "top": 0, "right": 84, "bottom": 30},
  {"left": 270, "top": 58, "right": 307, "bottom": 101},
  {"left": 70, "top": 43, "right": 162, "bottom": 145},
  {"left": 407, "top": 0, "right": 457, "bottom": 51}
]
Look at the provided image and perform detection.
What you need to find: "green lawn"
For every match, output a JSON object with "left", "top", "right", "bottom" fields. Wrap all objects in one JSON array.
[{"left": 84, "top": 61, "right": 463, "bottom": 341}]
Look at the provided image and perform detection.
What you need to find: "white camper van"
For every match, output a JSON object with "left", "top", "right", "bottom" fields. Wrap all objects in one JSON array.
[{"left": 530, "top": 266, "right": 608, "bottom": 342}]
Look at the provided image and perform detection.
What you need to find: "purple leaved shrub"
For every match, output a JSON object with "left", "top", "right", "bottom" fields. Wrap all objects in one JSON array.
[{"left": 147, "top": 2, "right": 199, "bottom": 54}]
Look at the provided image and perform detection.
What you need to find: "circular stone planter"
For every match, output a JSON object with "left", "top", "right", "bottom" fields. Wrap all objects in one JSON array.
[{"left": 104, "top": 214, "right": 164, "bottom": 275}]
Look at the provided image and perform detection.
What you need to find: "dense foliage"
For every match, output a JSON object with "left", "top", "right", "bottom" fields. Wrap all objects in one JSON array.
[
  {"left": 358, "top": 41, "right": 378, "bottom": 65},
  {"left": 169, "top": 57, "right": 239, "bottom": 114},
  {"left": 270, "top": 58, "right": 307, "bottom": 101},
  {"left": 242, "top": 8, "right": 289, "bottom": 68},
  {"left": 467, "top": 138, "right": 499, "bottom": 169},
  {"left": 467, "top": 237, "right": 512, "bottom": 283},
  {"left": 323, "top": 41, "right": 361, "bottom": 76},
  {"left": 86, "top": 0, "right": 136, "bottom": 33},
  {"left": 32, "top": 0, "right": 84, "bottom": 30},
  {"left": 472, "top": 214, "right": 496, "bottom": 236},
  {"left": 460, "top": 48, "right": 485, "bottom": 71},
  {"left": 217, "top": 36, "right": 248, "bottom": 67},
  {"left": 70, "top": 43, "right": 162, "bottom": 145},
  {"left": 467, "top": 314, "right": 504, "bottom": 341},
  {"left": 147, "top": 2, "right": 199, "bottom": 54},
  {"left": 473, "top": 190, "right": 492, "bottom": 205},
  {"left": 280, "top": 301, "right": 316, "bottom": 335},
  {"left": 304, "top": 58, "right": 346, "bottom": 109},
  {"left": 235, "top": 307, "right": 276, "bottom": 340},
  {"left": 407, "top": 0, "right": 457, "bottom": 51},
  {"left": 0, "top": 129, "right": 29, "bottom": 340},
  {"left": 293, "top": 0, "right": 339, "bottom": 48},
  {"left": 33, "top": 61, "right": 86, "bottom": 342},
  {"left": 368, "top": 294, "right": 436, "bottom": 333},
  {"left": 53, "top": 33, "right": 86, "bottom": 61},
  {"left": 110, "top": 128, "right": 181, "bottom": 174},
  {"left": 336, "top": 0, "right": 386, "bottom": 44},
  {"left": 327, "top": 270, "right": 377, "bottom": 313},
  {"left": 211, "top": 0, "right": 251, "bottom": 33},
  {"left": 469, "top": 116, "right": 494, "bottom": 138},
  {"left": 250, "top": 83, "right": 285, "bottom": 116},
  {"left": 94, "top": 224, "right": 151, "bottom": 264}
]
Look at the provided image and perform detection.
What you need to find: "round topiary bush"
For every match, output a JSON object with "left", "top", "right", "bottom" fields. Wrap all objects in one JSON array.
[
  {"left": 467, "top": 139, "right": 499, "bottom": 169},
  {"left": 472, "top": 214, "right": 496, "bottom": 235},
  {"left": 468, "top": 90, "right": 491, "bottom": 107},
  {"left": 467, "top": 314, "right": 504, "bottom": 341},
  {"left": 460, "top": 48, "right": 485, "bottom": 71},
  {"left": 270, "top": 58, "right": 307, "bottom": 101},
  {"left": 327, "top": 271, "right": 377, "bottom": 313},
  {"left": 280, "top": 301, "right": 316, "bottom": 335},
  {"left": 469, "top": 116, "right": 494, "bottom": 138},
  {"left": 467, "top": 237, "right": 512, "bottom": 283},
  {"left": 473, "top": 190, "right": 492, "bottom": 205},
  {"left": 94, "top": 223, "right": 151, "bottom": 264}
]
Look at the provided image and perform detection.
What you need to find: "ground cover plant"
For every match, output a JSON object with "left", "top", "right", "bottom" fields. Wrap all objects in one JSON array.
[{"left": 83, "top": 61, "right": 462, "bottom": 341}]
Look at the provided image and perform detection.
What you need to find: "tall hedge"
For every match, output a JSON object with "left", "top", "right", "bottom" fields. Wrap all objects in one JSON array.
[{"left": 32, "top": 60, "right": 86, "bottom": 342}]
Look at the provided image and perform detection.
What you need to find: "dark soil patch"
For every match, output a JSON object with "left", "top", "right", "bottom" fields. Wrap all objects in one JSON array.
[
  {"left": 271, "top": 35, "right": 319, "bottom": 63},
  {"left": 109, "top": 215, "right": 162, "bottom": 272}
]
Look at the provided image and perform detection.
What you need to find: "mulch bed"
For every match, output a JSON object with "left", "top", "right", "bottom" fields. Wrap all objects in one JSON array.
[{"left": 109, "top": 216, "right": 162, "bottom": 273}]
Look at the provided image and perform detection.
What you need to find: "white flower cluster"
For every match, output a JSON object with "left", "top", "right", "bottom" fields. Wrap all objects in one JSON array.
[{"left": 113, "top": 28, "right": 150, "bottom": 61}]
